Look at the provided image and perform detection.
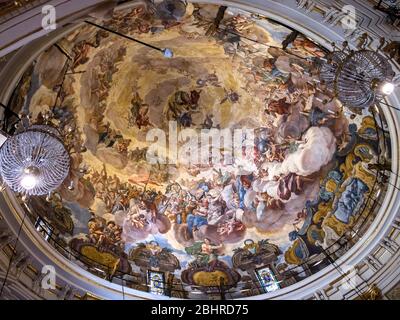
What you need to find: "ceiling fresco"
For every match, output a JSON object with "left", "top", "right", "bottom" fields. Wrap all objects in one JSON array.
[{"left": 9, "top": 2, "right": 389, "bottom": 298}]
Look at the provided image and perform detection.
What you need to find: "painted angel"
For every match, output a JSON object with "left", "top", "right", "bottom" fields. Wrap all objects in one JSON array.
[{"left": 115, "top": 199, "right": 171, "bottom": 243}]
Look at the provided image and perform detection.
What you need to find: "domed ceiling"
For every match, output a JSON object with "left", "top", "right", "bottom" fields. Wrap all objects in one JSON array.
[{"left": 7, "top": 2, "right": 389, "bottom": 298}]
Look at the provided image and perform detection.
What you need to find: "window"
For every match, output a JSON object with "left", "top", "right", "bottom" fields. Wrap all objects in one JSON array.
[
  {"left": 35, "top": 217, "right": 53, "bottom": 241},
  {"left": 255, "top": 266, "right": 280, "bottom": 293},
  {"left": 147, "top": 270, "right": 165, "bottom": 296}
]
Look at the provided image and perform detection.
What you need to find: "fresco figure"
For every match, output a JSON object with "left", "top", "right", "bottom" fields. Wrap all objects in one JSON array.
[
  {"left": 185, "top": 238, "right": 223, "bottom": 267},
  {"left": 333, "top": 178, "right": 369, "bottom": 224},
  {"left": 236, "top": 175, "right": 253, "bottom": 209},
  {"left": 115, "top": 198, "right": 171, "bottom": 242},
  {"left": 186, "top": 198, "right": 209, "bottom": 236}
]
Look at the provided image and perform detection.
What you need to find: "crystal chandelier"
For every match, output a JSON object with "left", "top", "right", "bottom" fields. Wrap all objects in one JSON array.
[
  {"left": 317, "top": 46, "right": 395, "bottom": 109},
  {"left": 0, "top": 124, "right": 70, "bottom": 196}
]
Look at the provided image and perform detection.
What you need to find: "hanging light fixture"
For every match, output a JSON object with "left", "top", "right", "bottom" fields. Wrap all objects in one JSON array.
[
  {"left": 0, "top": 124, "right": 70, "bottom": 197},
  {"left": 380, "top": 81, "right": 395, "bottom": 95},
  {"left": 84, "top": 20, "right": 174, "bottom": 58},
  {"left": 317, "top": 44, "right": 396, "bottom": 109}
]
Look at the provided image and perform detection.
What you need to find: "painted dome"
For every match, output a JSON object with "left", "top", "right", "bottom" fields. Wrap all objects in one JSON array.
[{"left": 6, "top": 2, "right": 390, "bottom": 299}]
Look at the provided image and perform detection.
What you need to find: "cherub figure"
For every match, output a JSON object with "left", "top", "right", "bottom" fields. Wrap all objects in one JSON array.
[
  {"left": 115, "top": 136, "right": 132, "bottom": 153},
  {"left": 217, "top": 219, "right": 245, "bottom": 236},
  {"left": 87, "top": 217, "right": 106, "bottom": 246},
  {"left": 265, "top": 143, "right": 286, "bottom": 162}
]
